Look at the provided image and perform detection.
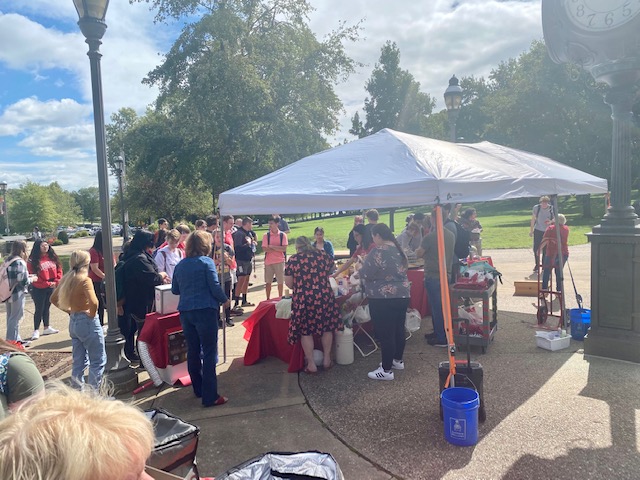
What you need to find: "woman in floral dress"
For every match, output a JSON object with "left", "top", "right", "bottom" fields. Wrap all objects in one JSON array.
[
  {"left": 285, "top": 236, "right": 341, "bottom": 373},
  {"left": 359, "top": 223, "right": 411, "bottom": 381}
]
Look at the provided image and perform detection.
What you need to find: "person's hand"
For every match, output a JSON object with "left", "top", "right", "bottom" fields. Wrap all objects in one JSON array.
[
  {"left": 529, "top": 231, "right": 533, "bottom": 237},
  {"left": 223, "top": 300, "right": 231, "bottom": 309}
]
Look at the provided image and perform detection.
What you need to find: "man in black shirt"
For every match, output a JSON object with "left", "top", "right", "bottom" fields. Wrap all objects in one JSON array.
[{"left": 232, "top": 217, "right": 256, "bottom": 309}]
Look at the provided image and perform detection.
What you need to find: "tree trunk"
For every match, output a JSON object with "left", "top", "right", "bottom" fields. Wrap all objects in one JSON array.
[
  {"left": 389, "top": 208, "right": 396, "bottom": 232},
  {"left": 581, "top": 194, "right": 592, "bottom": 218}
]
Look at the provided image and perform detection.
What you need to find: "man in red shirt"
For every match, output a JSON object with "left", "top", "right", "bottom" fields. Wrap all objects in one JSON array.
[{"left": 262, "top": 217, "right": 288, "bottom": 300}]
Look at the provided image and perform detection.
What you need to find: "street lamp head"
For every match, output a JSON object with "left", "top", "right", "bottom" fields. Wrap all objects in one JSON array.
[
  {"left": 444, "top": 75, "right": 463, "bottom": 111},
  {"left": 0, "top": 182, "right": 6, "bottom": 192},
  {"left": 73, "top": 0, "right": 109, "bottom": 41},
  {"left": 114, "top": 156, "right": 124, "bottom": 176}
]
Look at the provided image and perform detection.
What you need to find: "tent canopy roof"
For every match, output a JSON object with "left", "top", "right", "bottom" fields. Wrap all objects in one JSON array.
[{"left": 219, "top": 129, "right": 608, "bottom": 215}]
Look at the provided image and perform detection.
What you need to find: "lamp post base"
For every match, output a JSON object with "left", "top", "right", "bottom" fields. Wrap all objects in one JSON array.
[
  {"left": 104, "top": 331, "right": 138, "bottom": 394},
  {"left": 585, "top": 227, "right": 640, "bottom": 364}
]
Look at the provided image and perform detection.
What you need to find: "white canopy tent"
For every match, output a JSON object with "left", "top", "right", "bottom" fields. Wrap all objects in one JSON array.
[{"left": 218, "top": 128, "right": 608, "bottom": 215}]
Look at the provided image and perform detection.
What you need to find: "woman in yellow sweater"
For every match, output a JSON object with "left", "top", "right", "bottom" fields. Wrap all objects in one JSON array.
[{"left": 51, "top": 250, "right": 106, "bottom": 390}]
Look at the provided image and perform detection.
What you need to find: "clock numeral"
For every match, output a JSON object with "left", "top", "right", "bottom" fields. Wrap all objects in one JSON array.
[
  {"left": 587, "top": 13, "right": 595, "bottom": 26},
  {"left": 576, "top": 5, "right": 584, "bottom": 17},
  {"left": 623, "top": 3, "right": 631, "bottom": 17},
  {"left": 604, "top": 12, "right": 614, "bottom": 25}
]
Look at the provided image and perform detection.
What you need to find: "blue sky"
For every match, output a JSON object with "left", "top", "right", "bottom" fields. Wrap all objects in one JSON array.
[{"left": 0, "top": 0, "right": 542, "bottom": 192}]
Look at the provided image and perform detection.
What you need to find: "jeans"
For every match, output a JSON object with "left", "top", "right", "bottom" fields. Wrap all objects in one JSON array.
[
  {"left": 533, "top": 230, "right": 545, "bottom": 268},
  {"left": 424, "top": 276, "right": 446, "bottom": 343},
  {"left": 6, "top": 294, "right": 25, "bottom": 341},
  {"left": 368, "top": 297, "right": 410, "bottom": 371},
  {"left": 542, "top": 254, "right": 568, "bottom": 292},
  {"left": 180, "top": 308, "right": 220, "bottom": 406},
  {"left": 32, "top": 286, "right": 54, "bottom": 330},
  {"left": 69, "top": 311, "right": 106, "bottom": 389}
]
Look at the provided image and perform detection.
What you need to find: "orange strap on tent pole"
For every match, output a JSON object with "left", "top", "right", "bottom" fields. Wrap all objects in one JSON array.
[{"left": 435, "top": 205, "right": 456, "bottom": 388}]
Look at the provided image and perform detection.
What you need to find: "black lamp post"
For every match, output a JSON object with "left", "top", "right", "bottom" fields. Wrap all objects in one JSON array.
[
  {"left": 73, "top": 0, "right": 137, "bottom": 390},
  {"left": 114, "top": 153, "right": 129, "bottom": 243},
  {"left": 0, "top": 181, "right": 7, "bottom": 235},
  {"left": 444, "top": 75, "right": 463, "bottom": 143}
]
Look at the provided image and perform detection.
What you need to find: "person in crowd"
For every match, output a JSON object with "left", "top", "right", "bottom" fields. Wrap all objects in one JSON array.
[
  {"left": 221, "top": 215, "right": 241, "bottom": 314},
  {"left": 540, "top": 214, "right": 570, "bottom": 296},
  {"left": 51, "top": 250, "right": 106, "bottom": 390},
  {"left": 459, "top": 207, "right": 482, "bottom": 256},
  {"left": 312, "top": 226, "right": 334, "bottom": 259},
  {"left": 364, "top": 208, "right": 379, "bottom": 245},
  {"left": 346, "top": 215, "right": 364, "bottom": 256},
  {"left": 442, "top": 204, "right": 459, "bottom": 283},
  {"left": 88, "top": 231, "right": 109, "bottom": 327},
  {"left": 0, "top": 338, "right": 44, "bottom": 420},
  {"left": 395, "top": 221, "right": 422, "bottom": 255},
  {"left": 28, "top": 239, "right": 63, "bottom": 340},
  {"left": 0, "top": 382, "right": 156, "bottom": 480},
  {"left": 529, "top": 195, "right": 555, "bottom": 274},
  {"left": 153, "top": 218, "right": 169, "bottom": 249},
  {"left": 232, "top": 217, "right": 256, "bottom": 310},
  {"left": 172, "top": 231, "right": 230, "bottom": 407},
  {"left": 360, "top": 224, "right": 411, "bottom": 381},
  {"left": 262, "top": 216, "right": 288, "bottom": 300},
  {"left": 285, "top": 236, "right": 340, "bottom": 373},
  {"left": 416, "top": 214, "right": 455, "bottom": 347},
  {"left": 3, "top": 240, "right": 31, "bottom": 342},
  {"left": 212, "top": 229, "right": 236, "bottom": 327},
  {"left": 195, "top": 219, "right": 207, "bottom": 231},
  {"left": 450, "top": 203, "right": 463, "bottom": 221},
  {"left": 404, "top": 214, "right": 414, "bottom": 228},
  {"left": 205, "top": 215, "right": 219, "bottom": 236},
  {"left": 274, "top": 214, "right": 291, "bottom": 234},
  {"left": 234, "top": 217, "right": 244, "bottom": 229},
  {"left": 154, "top": 228, "right": 184, "bottom": 281},
  {"left": 413, "top": 212, "right": 430, "bottom": 236},
  {"left": 31, "top": 226, "right": 42, "bottom": 241},
  {"left": 333, "top": 223, "right": 374, "bottom": 277},
  {"left": 122, "top": 230, "right": 169, "bottom": 362}
]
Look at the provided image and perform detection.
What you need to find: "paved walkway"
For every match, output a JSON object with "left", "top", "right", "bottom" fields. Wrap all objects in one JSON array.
[{"left": 2, "top": 241, "right": 639, "bottom": 479}]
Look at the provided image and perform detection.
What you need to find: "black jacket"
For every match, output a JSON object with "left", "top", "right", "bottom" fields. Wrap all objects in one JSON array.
[
  {"left": 233, "top": 227, "right": 255, "bottom": 262},
  {"left": 122, "top": 250, "right": 164, "bottom": 318}
]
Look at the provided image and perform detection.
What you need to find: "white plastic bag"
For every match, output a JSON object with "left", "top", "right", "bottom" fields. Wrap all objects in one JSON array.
[
  {"left": 275, "top": 298, "right": 292, "bottom": 319},
  {"left": 354, "top": 304, "right": 371, "bottom": 323},
  {"left": 457, "top": 302, "right": 483, "bottom": 324},
  {"left": 405, "top": 308, "right": 422, "bottom": 333}
]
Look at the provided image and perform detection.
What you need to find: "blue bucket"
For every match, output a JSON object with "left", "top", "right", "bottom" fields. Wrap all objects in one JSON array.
[
  {"left": 570, "top": 308, "right": 591, "bottom": 341},
  {"left": 441, "top": 387, "right": 479, "bottom": 446}
]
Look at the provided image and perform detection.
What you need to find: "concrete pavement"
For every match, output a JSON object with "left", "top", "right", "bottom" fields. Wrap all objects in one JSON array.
[{"left": 2, "top": 240, "right": 639, "bottom": 479}]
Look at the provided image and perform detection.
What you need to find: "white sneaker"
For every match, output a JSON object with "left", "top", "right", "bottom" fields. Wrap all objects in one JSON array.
[
  {"left": 368, "top": 366, "right": 394, "bottom": 381},
  {"left": 42, "top": 326, "right": 59, "bottom": 335},
  {"left": 379, "top": 360, "right": 405, "bottom": 370},
  {"left": 31, "top": 330, "right": 40, "bottom": 340}
]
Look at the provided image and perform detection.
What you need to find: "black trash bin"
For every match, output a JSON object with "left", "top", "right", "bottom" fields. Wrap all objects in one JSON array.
[
  {"left": 217, "top": 451, "right": 344, "bottom": 480},
  {"left": 146, "top": 408, "right": 200, "bottom": 479}
]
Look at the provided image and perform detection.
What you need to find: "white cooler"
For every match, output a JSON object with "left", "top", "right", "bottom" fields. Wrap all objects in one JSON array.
[{"left": 155, "top": 284, "right": 179, "bottom": 315}]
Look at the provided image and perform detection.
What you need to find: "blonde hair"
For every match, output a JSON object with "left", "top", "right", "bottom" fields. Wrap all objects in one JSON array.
[
  {"left": 557, "top": 213, "right": 567, "bottom": 225},
  {"left": 186, "top": 230, "right": 212, "bottom": 257},
  {"left": 295, "top": 236, "right": 315, "bottom": 254},
  {"left": 54, "top": 250, "right": 90, "bottom": 312},
  {"left": 0, "top": 381, "right": 154, "bottom": 480},
  {"left": 166, "top": 228, "right": 181, "bottom": 243}
]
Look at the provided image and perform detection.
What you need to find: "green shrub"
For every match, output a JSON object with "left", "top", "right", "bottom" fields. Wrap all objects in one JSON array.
[
  {"left": 52, "top": 239, "right": 63, "bottom": 246},
  {"left": 57, "top": 231, "right": 69, "bottom": 244},
  {"left": 73, "top": 230, "right": 89, "bottom": 238}
]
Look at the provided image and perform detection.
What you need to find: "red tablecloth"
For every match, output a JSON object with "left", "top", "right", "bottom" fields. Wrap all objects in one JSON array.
[
  {"left": 408, "top": 268, "right": 430, "bottom": 317},
  {"left": 243, "top": 299, "right": 307, "bottom": 372},
  {"left": 139, "top": 312, "right": 182, "bottom": 369}
]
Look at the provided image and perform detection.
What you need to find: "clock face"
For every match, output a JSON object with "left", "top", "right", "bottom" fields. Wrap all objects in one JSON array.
[{"left": 564, "top": 0, "right": 640, "bottom": 31}]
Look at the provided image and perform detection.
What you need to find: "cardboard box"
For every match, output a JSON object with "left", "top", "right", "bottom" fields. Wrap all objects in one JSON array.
[
  {"left": 514, "top": 281, "right": 538, "bottom": 297},
  {"left": 155, "top": 284, "right": 179, "bottom": 315}
]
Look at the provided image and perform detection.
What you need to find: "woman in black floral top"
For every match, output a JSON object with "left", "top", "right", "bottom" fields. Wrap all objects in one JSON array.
[
  {"left": 285, "top": 236, "right": 341, "bottom": 373},
  {"left": 360, "top": 223, "right": 411, "bottom": 381}
]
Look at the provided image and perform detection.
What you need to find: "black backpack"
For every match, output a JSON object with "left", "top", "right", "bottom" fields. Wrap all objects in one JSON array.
[{"left": 454, "top": 222, "right": 471, "bottom": 259}]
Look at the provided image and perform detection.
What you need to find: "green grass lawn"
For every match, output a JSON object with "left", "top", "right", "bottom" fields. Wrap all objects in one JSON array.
[{"left": 255, "top": 195, "right": 609, "bottom": 253}]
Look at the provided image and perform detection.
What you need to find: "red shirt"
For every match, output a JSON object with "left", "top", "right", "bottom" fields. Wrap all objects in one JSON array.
[
  {"left": 88, "top": 247, "right": 104, "bottom": 282},
  {"left": 543, "top": 224, "right": 569, "bottom": 258},
  {"left": 28, "top": 254, "right": 63, "bottom": 289}
]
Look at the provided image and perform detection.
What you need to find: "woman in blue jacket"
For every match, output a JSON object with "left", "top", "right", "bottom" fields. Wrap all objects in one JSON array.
[{"left": 172, "top": 231, "right": 230, "bottom": 408}]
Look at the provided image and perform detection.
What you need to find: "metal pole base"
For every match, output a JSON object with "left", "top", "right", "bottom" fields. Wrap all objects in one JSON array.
[
  {"left": 103, "top": 331, "right": 139, "bottom": 394},
  {"left": 585, "top": 229, "right": 640, "bottom": 364}
]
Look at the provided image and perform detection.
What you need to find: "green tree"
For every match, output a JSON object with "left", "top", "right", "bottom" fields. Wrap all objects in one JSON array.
[
  {"left": 350, "top": 41, "right": 435, "bottom": 138},
  {"left": 72, "top": 187, "right": 101, "bottom": 222},
  {"left": 47, "top": 183, "right": 81, "bottom": 227},
  {"left": 134, "top": 0, "right": 360, "bottom": 208},
  {"left": 10, "top": 182, "right": 57, "bottom": 234}
]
